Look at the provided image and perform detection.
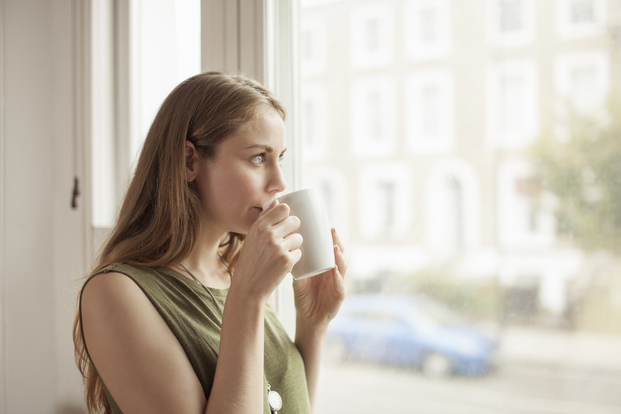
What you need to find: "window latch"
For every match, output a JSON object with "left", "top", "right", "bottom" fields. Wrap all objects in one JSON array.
[{"left": 71, "top": 176, "right": 80, "bottom": 209}]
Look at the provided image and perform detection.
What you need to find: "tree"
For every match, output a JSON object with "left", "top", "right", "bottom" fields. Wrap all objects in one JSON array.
[{"left": 529, "top": 98, "right": 621, "bottom": 254}]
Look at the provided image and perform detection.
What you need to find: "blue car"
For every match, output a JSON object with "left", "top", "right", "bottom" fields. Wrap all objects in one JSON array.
[{"left": 326, "top": 294, "right": 497, "bottom": 377}]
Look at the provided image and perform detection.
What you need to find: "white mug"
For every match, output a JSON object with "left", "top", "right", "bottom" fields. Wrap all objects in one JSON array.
[{"left": 263, "top": 188, "right": 335, "bottom": 280}]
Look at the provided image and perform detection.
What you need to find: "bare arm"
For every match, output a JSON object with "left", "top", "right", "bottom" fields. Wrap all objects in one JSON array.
[
  {"left": 81, "top": 204, "right": 303, "bottom": 414},
  {"left": 81, "top": 273, "right": 207, "bottom": 414},
  {"left": 293, "top": 230, "right": 347, "bottom": 410}
]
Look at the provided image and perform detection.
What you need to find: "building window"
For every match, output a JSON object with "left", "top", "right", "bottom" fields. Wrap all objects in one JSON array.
[
  {"left": 488, "top": 0, "right": 534, "bottom": 47},
  {"left": 406, "top": 70, "right": 454, "bottom": 154},
  {"left": 425, "top": 159, "right": 480, "bottom": 257},
  {"left": 500, "top": 0, "right": 523, "bottom": 32},
  {"left": 350, "top": 4, "right": 394, "bottom": 68},
  {"left": 555, "top": 51, "right": 609, "bottom": 115},
  {"left": 350, "top": 77, "right": 397, "bottom": 158},
  {"left": 301, "top": 15, "right": 327, "bottom": 76},
  {"left": 570, "top": 0, "right": 596, "bottom": 24},
  {"left": 556, "top": 0, "right": 606, "bottom": 38},
  {"left": 358, "top": 164, "right": 411, "bottom": 240},
  {"left": 404, "top": 0, "right": 451, "bottom": 61},
  {"left": 486, "top": 60, "right": 538, "bottom": 149},
  {"left": 300, "top": 84, "right": 329, "bottom": 160},
  {"left": 497, "top": 161, "right": 554, "bottom": 248}
]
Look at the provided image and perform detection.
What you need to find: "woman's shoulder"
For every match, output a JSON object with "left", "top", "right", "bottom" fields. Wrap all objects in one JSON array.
[{"left": 81, "top": 267, "right": 147, "bottom": 309}]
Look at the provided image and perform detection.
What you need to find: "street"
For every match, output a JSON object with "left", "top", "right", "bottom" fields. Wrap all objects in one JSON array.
[{"left": 315, "top": 357, "right": 621, "bottom": 414}]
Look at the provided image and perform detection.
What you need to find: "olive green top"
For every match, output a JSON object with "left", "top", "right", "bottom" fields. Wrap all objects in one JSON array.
[{"left": 79, "top": 262, "right": 312, "bottom": 414}]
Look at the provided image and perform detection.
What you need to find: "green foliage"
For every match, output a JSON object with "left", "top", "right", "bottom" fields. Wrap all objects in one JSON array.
[
  {"left": 529, "top": 99, "right": 621, "bottom": 254},
  {"left": 384, "top": 269, "right": 501, "bottom": 322}
]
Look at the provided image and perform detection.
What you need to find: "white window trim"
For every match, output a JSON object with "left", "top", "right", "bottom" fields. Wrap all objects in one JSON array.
[
  {"left": 0, "top": 0, "right": 6, "bottom": 408},
  {"left": 358, "top": 163, "right": 412, "bottom": 240},
  {"left": 487, "top": 0, "right": 535, "bottom": 48},
  {"left": 485, "top": 59, "right": 539, "bottom": 149},
  {"left": 554, "top": 50, "right": 610, "bottom": 115},
  {"left": 497, "top": 160, "right": 555, "bottom": 249},
  {"left": 555, "top": 0, "right": 606, "bottom": 39},
  {"left": 403, "top": 0, "right": 452, "bottom": 61},
  {"left": 202, "top": 0, "right": 301, "bottom": 330},
  {"left": 349, "top": 3, "right": 394, "bottom": 69},
  {"left": 300, "top": 83, "right": 329, "bottom": 160},
  {"left": 424, "top": 159, "right": 480, "bottom": 257},
  {"left": 300, "top": 13, "right": 327, "bottom": 76},
  {"left": 405, "top": 70, "right": 455, "bottom": 154},
  {"left": 350, "top": 76, "right": 398, "bottom": 158}
]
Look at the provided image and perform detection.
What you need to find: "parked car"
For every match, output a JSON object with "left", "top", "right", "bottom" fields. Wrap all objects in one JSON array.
[{"left": 326, "top": 294, "right": 498, "bottom": 377}]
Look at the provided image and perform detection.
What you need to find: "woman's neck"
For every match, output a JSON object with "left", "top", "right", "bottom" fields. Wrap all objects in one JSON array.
[{"left": 178, "top": 231, "right": 231, "bottom": 289}]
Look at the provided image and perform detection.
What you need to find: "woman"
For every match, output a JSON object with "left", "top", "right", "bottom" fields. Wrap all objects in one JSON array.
[{"left": 74, "top": 72, "right": 347, "bottom": 414}]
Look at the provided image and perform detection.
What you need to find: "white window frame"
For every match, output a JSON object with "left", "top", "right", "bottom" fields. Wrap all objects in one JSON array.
[
  {"left": 0, "top": 0, "right": 6, "bottom": 408},
  {"left": 358, "top": 163, "right": 412, "bottom": 240},
  {"left": 497, "top": 160, "right": 555, "bottom": 249},
  {"left": 555, "top": 0, "right": 606, "bottom": 39},
  {"left": 487, "top": 0, "right": 535, "bottom": 48},
  {"left": 300, "top": 83, "right": 329, "bottom": 160},
  {"left": 554, "top": 50, "right": 610, "bottom": 116},
  {"left": 350, "top": 76, "right": 398, "bottom": 158},
  {"left": 300, "top": 13, "right": 327, "bottom": 76},
  {"left": 349, "top": 3, "right": 394, "bottom": 69},
  {"left": 405, "top": 70, "right": 455, "bottom": 154},
  {"left": 203, "top": 0, "right": 301, "bottom": 330},
  {"left": 486, "top": 59, "right": 539, "bottom": 149},
  {"left": 403, "top": 0, "right": 452, "bottom": 61},
  {"left": 425, "top": 159, "right": 480, "bottom": 257}
]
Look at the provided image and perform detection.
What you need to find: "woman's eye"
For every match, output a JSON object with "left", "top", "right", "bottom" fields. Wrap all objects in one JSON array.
[{"left": 251, "top": 154, "right": 265, "bottom": 164}]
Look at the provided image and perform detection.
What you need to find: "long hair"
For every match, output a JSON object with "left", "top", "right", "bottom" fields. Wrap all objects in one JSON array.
[{"left": 73, "top": 72, "right": 286, "bottom": 413}]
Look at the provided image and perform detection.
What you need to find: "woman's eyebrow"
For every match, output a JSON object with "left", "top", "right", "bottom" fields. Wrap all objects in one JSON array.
[
  {"left": 244, "top": 144, "right": 273, "bottom": 152},
  {"left": 244, "top": 144, "right": 288, "bottom": 155}
]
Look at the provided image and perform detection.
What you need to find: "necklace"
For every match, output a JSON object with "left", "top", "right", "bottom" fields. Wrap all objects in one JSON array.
[{"left": 178, "top": 255, "right": 283, "bottom": 414}]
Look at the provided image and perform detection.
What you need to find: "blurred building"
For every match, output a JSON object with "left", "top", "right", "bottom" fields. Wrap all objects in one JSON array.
[{"left": 299, "top": 0, "right": 621, "bottom": 317}]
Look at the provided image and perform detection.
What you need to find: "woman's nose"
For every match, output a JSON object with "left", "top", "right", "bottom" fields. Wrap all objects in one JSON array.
[{"left": 268, "top": 163, "right": 286, "bottom": 194}]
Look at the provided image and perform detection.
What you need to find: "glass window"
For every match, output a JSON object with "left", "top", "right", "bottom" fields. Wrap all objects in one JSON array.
[
  {"left": 350, "top": 4, "right": 394, "bottom": 68},
  {"left": 488, "top": 0, "right": 535, "bottom": 47},
  {"left": 404, "top": 0, "right": 451, "bottom": 61},
  {"left": 486, "top": 60, "right": 538, "bottom": 149},
  {"left": 555, "top": 51, "right": 609, "bottom": 115},
  {"left": 298, "top": 0, "right": 621, "bottom": 412},
  {"left": 350, "top": 77, "right": 397, "bottom": 157},
  {"left": 405, "top": 70, "right": 454, "bottom": 153},
  {"left": 556, "top": 0, "right": 606, "bottom": 38},
  {"left": 90, "top": 0, "right": 200, "bottom": 237}
]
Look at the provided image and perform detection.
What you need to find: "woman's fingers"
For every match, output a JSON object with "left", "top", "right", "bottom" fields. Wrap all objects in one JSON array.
[
  {"left": 331, "top": 228, "right": 345, "bottom": 254},
  {"left": 284, "top": 232, "right": 304, "bottom": 252},
  {"left": 334, "top": 244, "right": 347, "bottom": 279}
]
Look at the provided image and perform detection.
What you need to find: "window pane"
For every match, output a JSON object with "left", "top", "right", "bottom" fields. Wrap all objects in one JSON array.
[
  {"left": 299, "top": 0, "right": 621, "bottom": 412},
  {"left": 90, "top": 0, "right": 200, "bottom": 231},
  {"left": 130, "top": 0, "right": 201, "bottom": 164}
]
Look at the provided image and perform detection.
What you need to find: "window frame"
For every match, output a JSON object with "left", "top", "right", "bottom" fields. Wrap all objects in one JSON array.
[{"left": 555, "top": 0, "right": 607, "bottom": 39}]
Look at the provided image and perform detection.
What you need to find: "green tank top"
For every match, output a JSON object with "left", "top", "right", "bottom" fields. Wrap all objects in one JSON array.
[{"left": 79, "top": 262, "right": 312, "bottom": 414}]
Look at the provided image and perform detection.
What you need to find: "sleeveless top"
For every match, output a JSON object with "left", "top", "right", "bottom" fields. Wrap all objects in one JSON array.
[{"left": 79, "top": 262, "right": 312, "bottom": 414}]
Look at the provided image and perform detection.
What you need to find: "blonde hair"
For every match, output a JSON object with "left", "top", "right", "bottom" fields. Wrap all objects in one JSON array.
[{"left": 73, "top": 72, "right": 285, "bottom": 413}]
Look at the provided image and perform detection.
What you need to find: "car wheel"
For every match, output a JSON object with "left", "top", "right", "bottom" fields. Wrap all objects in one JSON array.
[{"left": 421, "top": 352, "right": 452, "bottom": 378}]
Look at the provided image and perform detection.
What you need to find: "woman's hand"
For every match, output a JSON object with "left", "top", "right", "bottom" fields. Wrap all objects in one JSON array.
[
  {"left": 292, "top": 228, "right": 347, "bottom": 327},
  {"left": 233, "top": 201, "right": 303, "bottom": 302}
]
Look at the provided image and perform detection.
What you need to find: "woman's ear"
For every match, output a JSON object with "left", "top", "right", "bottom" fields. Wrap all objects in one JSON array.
[{"left": 185, "top": 141, "right": 199, "bottom": 182}]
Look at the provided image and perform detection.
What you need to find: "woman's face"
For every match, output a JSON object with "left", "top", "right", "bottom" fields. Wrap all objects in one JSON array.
[{"left": 194, "top": 107, "right": 287, "bottom": 235}]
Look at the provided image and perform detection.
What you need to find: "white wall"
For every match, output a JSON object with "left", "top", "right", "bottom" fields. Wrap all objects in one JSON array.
[{"left": 2, "top": 0, "right": 86, "bottom": 412}]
